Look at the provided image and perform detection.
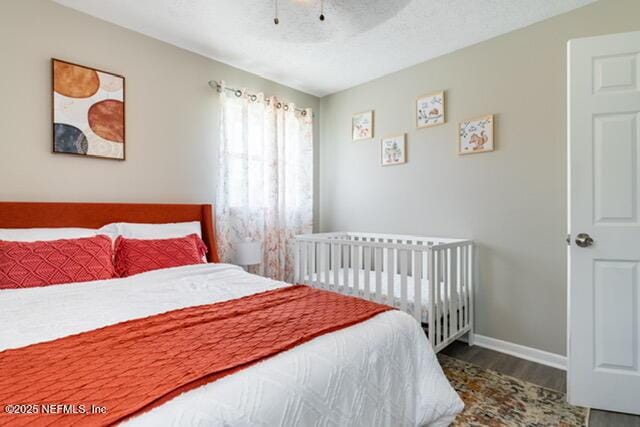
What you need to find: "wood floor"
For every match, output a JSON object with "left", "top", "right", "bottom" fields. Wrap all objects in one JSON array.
[{"left": 441, "top": 341, "right": 640, "bottom": 427}]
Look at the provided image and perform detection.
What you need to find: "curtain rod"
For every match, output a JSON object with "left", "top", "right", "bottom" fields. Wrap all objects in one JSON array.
[{"left": 208, "top": 80, "right": 311, "bottom": 116}]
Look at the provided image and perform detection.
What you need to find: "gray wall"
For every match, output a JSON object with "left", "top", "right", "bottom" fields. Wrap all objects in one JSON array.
[
  {"left": 0, "top": 0, "right": 319, "bottom": 220},
  {"left": 319, "top": 0, "right": 640, "bottom": 355}
]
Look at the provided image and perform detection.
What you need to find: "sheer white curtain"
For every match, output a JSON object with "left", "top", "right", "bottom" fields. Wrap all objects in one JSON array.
[{"left": 216, "top": 83, "right": 313, "bottom": 282}]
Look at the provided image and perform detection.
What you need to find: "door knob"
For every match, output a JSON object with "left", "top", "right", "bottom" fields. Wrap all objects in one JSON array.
[{"left": 575, "top": 233, "right": 594, "bottom": 248}]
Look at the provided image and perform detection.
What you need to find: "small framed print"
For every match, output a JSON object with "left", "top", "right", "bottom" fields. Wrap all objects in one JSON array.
[
  {"left": 352, "top": 110, "right": 374, "bottom": 141},
  {"left": 416, "top": 91, "right": 445, "bottom": 128},
  {"left": 458, "top": 114, "right": 494, "bottom": 155},
  {"left": 381, "top": 134, "right": 406, "bottom": 166}
]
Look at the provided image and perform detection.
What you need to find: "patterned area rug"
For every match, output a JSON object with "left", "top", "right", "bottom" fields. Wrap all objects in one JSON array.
[{"left": 438, "top": 354, "right": 588, "bottom": 426}]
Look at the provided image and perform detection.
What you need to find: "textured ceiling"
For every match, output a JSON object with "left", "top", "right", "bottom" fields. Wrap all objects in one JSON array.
[{"left": 53, "top": 0, "right": 595, "bottom": 97}]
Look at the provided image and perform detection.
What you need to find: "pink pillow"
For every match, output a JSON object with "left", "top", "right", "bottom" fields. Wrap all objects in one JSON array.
[
  {"left": 114, "top": 234, "right": 207, "bottom": 277},
  {"left": 0, "top": 235, "right": 115, "bottom": 289}
]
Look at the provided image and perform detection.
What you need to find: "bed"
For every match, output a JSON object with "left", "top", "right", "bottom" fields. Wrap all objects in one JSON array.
[
  {"left": 295, "top": 232, "right": 475, "bottom": 353},
  {"left": 0, "top": 202, "right": 463, "bottom": 426}
]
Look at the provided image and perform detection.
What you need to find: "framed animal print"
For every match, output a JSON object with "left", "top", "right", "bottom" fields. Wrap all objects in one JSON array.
[
  {"left": 52, "top": 58, "right": 125, "bottom": 160},
  {"left": 458, "top": 114, "right": 494, "bottom": 155},
  {"left": 352, "top": 110, "right": 374, "bottom": 141},
  {"left": 416, "top": 91, "right": 445, "bottom": 128},
  {"left": 381, "top": 134, "right": 406, "bottom": 166}
]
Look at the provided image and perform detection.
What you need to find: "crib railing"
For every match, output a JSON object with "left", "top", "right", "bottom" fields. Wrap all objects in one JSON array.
[{"left": 294, "top": 232, "right": 474, "bottom": 352}]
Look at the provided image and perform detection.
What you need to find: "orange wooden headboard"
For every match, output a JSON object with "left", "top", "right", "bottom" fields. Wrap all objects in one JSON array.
[{"left": 0, "top": 202, "right": 220, "bottom": 263}]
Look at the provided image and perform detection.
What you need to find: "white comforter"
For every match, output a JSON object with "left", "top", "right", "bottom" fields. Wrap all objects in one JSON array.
[{"left": 0, "top": 264, "right": 463, "bottom": 426}]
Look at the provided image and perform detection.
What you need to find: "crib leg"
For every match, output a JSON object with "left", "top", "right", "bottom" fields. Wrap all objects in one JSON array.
[{"left": 466, "top": 328, "right": 475, "bottom": 347}]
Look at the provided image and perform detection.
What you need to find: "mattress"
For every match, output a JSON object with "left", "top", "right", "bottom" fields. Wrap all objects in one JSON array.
[
  {"left": 305, "top": 268, "right": 460, "bottom": 322},
  {"left": 0, "top": 263, "right": 463, "bottom": 426}
]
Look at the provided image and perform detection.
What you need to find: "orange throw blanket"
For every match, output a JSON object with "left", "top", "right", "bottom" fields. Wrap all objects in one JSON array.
[{"left": 0, "top": 285, "right": 392, "bottom": 426}]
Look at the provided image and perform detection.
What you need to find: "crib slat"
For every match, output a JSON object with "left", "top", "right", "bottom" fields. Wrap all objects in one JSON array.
[
  {"left": 466, "top": 245, "right": 471, "bottom": 328},
  {"left": 454, "top": 246, "right": 460, "bottom": 334},
  {"left": 393, "top": 240, "right": 398, "bottom": 275},
  {"left": 444, "top": 248, "right": 450, "bottom": 340},
  {"left": 353, "top": 244, "right": 360, "bottom": 294},
  {"left": 309, "top": 242, "right": 318, "bottom": 287},
  {"left": 440, "top": 248, "right": 445, "bottom": 346},
  {"left": 461, "top": 245, "right": 468, "bottom": 327},
  {"left": 364, "top": 245, "right": 371, "bottom": 299},
  {"left": 309, "top": 242, "right": 320, "bottom": 288},
  {"left": 301, "top": 242, "right": 308, "bottom": 283},
  {"left": 386, "top": 244, "right": 394, "bottom": 305},
  {"left": 375, "top": 247, "right": 383, "bottom": 303},
  {"left": 333, "top": 243, "right": 340, "bottom": 291},
  {"left": 343, "top": 243, "right": 350, "bottom": 294},
  {"left": 400, "top": 249, "right": 408, "bottom": 312},
  {"left": 413, "top": 250, "right": 423, "bottom": 322},
  {"left": 294, "top": 241, "right": 300, "bottom": 282},
  {"left": 440, "top": 248, "right": 445, "bottom": 345},
  {"left": 436, "top": 249, "right": 442, "bottom": 347},
  {"left": 468, "top": 244, "right": 474, "bottom": 331},
  {"left": 323, "top": 242, "right": 330, "bottom": 289},
  {"left": 381, "top": 240, "right": 387, "bottom": 273},
  {"left": 427, "top": 249, "right": 436, "bottom": 347}
]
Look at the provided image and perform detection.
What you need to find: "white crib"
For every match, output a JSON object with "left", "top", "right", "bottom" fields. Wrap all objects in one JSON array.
[{"left": 294, "top": 232, "right": 474, "bottom": 353}]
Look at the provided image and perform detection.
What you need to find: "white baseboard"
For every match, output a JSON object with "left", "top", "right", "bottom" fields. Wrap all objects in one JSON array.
[{"left": 457, "top": 334, "right": 567, "bottom": 371}]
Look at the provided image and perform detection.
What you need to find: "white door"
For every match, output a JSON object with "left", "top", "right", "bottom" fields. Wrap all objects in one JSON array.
[{"left": 568, "top": 30, "right": 640, "bottom": 415}]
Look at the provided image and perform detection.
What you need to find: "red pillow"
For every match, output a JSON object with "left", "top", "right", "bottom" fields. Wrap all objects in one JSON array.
[
  {"left": 114, "top": 234, "right": 207, "bottom": 277},
  {"left": 0, "top": 235, "right": 115, "bottom": 289}
]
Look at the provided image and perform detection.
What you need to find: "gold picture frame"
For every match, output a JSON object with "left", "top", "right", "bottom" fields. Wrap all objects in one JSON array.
[
  {"left": 381, "top": 134, "right": 406, "bottom": 166},
  {"left": 416, "top": 91, "right": 445, "bottom": 129},
  {"left": 458, "top": 114, "right": 494, "bottom": 155}
]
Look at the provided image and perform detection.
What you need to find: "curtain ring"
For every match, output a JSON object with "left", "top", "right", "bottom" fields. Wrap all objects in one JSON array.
[
  {"left": 250, "top": 94, "right": 257, "bottom": 102},
  {"left": 301, "top": 110, "right": 307, "bottom": 116},
  {"left": 283, "top": 104, "right": 289, "bottom": 111},
  {"left": 235, "top": 89, "right": 242, "bottom": 97},
  {"left": 276, "top": 102, "right": 282, "bottom": 109}
]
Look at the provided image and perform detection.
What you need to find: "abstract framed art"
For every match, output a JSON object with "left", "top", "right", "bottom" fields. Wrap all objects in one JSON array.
[
  {"left": 381, "top": 134, "right": 406, "bottom": 166},
  {"left": 416, "top": 91, "right": 445, "bottom": 128},
  {"left": 352, "top": 110, "right": 374, "bottom": 141},
  {"left": 458, "top": 114, "right": 494, "bottom": 155},
  {"left": 52, "top": 58, "right": 125, "bottom": 160}
]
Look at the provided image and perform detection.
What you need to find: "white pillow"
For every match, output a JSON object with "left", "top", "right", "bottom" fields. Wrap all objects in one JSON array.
[
  {"left": 0, "top": 228, "right": 98, "bottom": 242},
  {"left": 98, "top": 221, "right": 202, "bottom": 241}
]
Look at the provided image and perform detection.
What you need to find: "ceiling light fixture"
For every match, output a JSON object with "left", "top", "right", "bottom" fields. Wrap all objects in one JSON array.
[{"left": 273, "top": 0, "right": 326, "bottom": 25}]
